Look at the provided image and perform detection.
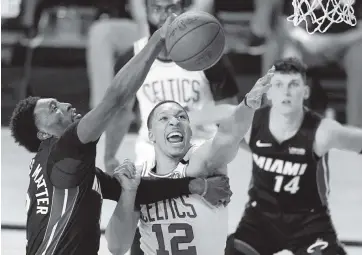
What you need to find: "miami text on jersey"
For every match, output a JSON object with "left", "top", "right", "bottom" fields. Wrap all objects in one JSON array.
[{"left": 252, "top": 153, "right": 307, "bottom": 176}]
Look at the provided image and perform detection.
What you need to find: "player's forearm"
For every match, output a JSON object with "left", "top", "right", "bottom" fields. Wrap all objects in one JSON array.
[
  {"left": 103, "top": 32, "right": 164, "bottom": 109},
  {"left": 106, "top": 191, "right": 139, "bottom": 255},
  {"left": 187, "top": 0, "right": 214, "bottom": 13},
  {"left": 219, "top": 99, "right": 255, "bottom": 141},
  {"left": 76, "top": 33, "right": 164, "bottom": 144},
  {"left": 129, "top": 0, "right": 149, "bottom": 36},
  {"left": 129, "top": 0, "right": 147, "bottom": 22},
  {"left": 135, "top": 177, "right": 204, "bottom": 205},
  {"left": 189, "top": 104, "right": 236, "bottom": 126}
]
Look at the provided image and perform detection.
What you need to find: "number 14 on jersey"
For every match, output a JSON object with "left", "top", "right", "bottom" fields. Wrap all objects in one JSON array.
[{"left": 274, "top": 176, "right": 300, "bottom": 194}]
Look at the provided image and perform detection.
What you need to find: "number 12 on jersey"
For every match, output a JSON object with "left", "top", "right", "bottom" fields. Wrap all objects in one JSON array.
[
  {"left": 274, "top": 176, "right": 300, "bottom": 194},
  {"left": 152, "top": 223, "right": 197, "bottom": 255}
]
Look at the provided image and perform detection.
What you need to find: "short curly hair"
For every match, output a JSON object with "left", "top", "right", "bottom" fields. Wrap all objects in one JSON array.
[
  {"left": 273, "top": 57, "right": 307, "bottom": 82},
  {"left": 10, "top": 96, "right": 41, "bottom": 153}
]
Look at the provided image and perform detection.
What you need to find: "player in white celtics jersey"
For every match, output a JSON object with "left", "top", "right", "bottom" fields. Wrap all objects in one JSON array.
[
  {"left": 105, "top": 67, "right": 274, "bottom": 255},
  {"left": 104, "top": 0, "right": 239, "bottom": 174}
]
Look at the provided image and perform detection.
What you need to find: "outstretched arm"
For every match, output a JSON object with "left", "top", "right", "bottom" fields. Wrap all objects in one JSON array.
[
  {"left": 77, "top": 18, "right": 173, "bottom": 144},
  {"left": 187, "top": 68, "right": 274, "bottom": 175},
  {"left": 314, "top": 118, "right": 362, "bottom": 156}
]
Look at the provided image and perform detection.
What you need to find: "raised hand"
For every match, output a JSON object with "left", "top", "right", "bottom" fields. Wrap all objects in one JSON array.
[
  {"left": 158, "top": 13, "right": 178, "bottom": 40},
  {"left": 245, "top": 66, "right": 274, "bottom": 109},
  {"left": 113, "top": 159, "right": 141, "bottom": 192}
]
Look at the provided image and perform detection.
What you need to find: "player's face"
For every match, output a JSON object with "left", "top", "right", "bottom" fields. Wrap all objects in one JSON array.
[
  {"left": 34, "top": 98, "right": 82, "bottom": 137},
  {"left": 147, "top": 0, "right": 183, "bottom": 28},
  {"left": 267, "top": 72, "right": 309, "bottom": 114},
  {"left": 149, "top": 102, "right": 192, "bottom": 158}
]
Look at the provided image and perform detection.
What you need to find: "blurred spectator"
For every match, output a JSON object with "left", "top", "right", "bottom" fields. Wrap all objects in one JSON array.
[
  {"left": 272, "top": 0, "right": 362, "bottom": 127},
  {"left": 247, "top": 0, "right": 282, "bottom": 55},
  {"left": 87, "top": 0, "right": 214, "bottom": 109}
]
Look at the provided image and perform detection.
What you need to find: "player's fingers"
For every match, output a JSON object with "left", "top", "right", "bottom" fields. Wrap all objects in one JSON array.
[
  {"left": 223, "top": 196, "right": 231, "bottom": 206},
  {"left": 121, "top": 168, "right": 133, "bottom": 179},
  {"left": 114, "top": 164, "right": 134, "bottom": 179},
  {"left": 134, "top": 168, "right": 142, "bottom": 181},
  {"left": 267, "top": 65, "right": 275, "bottom": 74},
  {"left": 123, "top": 159, "right": 136, "bottom": 177},
  {"left": 259, "top": 83, "right": 272, "bottom": 93}
]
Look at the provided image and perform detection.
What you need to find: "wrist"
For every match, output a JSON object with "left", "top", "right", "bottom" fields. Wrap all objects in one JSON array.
[
  {"left": 121, "top": 187, "right": 138, "bottom": 194},
  {"left": 150, "top": 30, "right": 164, "bottom": 43},
  {"left": 243, "top": 94, "right": 252, "bottom": 109}
]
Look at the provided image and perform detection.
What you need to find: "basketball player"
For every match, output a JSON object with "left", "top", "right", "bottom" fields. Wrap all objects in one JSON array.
[
  {"left": 106, "top": 68, "right": 273, "bottom": 255},
  {"left": 266, "top": 0, "right": 362, "bottom": 127},
  {"left": 104, "top": 0, "right": 240, "bottom": 174},
  {"left": 225, "top": 58, "right": 362, "bottom": 255},
  {"left": 9, "top": 17, "right": 231, "bottom": 255}
]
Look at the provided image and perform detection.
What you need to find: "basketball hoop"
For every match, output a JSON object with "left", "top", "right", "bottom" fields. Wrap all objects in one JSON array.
[{"left": 287, "top": 0, "right": 357, "bottom": 34}]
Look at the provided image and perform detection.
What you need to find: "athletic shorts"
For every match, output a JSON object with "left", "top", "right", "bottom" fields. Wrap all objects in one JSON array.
[{"left": 229, "top": 201, "right": 347, "bottom": 255}]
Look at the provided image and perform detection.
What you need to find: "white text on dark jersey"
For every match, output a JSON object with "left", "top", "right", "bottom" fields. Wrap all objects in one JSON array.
[
  {"left": 30, "top": 159, "right": 50, "bottom": 214},
  {"left": 253, "top": 154, "right": 307, "bottom": 176}
]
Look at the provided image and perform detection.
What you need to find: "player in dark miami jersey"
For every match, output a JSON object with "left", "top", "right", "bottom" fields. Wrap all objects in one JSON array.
[
  {"left": 9, "top": 16, "right": 231, "bottom": 255},
  {"left": 225, "top": 57, "right": 362, "bottom": 255}
]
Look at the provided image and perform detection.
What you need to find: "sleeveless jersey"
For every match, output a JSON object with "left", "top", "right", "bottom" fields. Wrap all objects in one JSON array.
[
  {"left": 248, "top": 106, "right": 330, "bottom": 211},
  {"left": 25, "top": 122, "right": 121, "bottom": 255},
  {"left": 133, "top": 37, "right": 218, "bottom": 143},
  {"left": 138, "top": 148, "right": 228, "bottom": 255}
]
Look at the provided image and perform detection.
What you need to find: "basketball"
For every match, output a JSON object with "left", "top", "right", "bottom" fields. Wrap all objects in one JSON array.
[{"left": 165, "top": 11, "right": 225, "bottom": 71}]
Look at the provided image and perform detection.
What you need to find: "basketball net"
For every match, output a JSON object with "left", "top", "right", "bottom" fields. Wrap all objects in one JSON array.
[{"left": 287, "top": 0, "right": 357, "bottom": 34}]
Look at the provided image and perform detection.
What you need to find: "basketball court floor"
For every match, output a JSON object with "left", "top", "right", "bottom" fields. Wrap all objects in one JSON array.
[{"left": 1, "top": 128, "right": 362, "bottom": 254}]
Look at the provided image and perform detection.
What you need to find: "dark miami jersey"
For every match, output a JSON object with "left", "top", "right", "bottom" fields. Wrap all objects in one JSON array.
[
  {"left": 247, "top": 106, "right": 330, "bottom": 211},
  {"left": 25, "top": 121, "right": 121, "bottom": 255}
]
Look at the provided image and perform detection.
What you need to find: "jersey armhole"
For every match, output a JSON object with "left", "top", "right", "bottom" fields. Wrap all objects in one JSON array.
[{"left": 200, "top": 70, "right": 210, "bottom": 87}]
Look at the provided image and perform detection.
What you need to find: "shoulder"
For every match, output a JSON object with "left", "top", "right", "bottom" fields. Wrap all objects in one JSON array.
[
  {"left": 50, "top": 121, "right": 97, "bottom": 160},
  {"left": 314, "top": 118, "right": 341, "bottom": 156},
  {"left": 303, "top": 108, "right": 324, "bottom": 128}
]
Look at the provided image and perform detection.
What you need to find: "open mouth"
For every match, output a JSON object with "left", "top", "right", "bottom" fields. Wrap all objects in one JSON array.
[
  {"left": 71, "top": 108, "right": 82, "bottom": 122},
  {"left": 166, "top": 131, "right": 184, "bottom": 144}
]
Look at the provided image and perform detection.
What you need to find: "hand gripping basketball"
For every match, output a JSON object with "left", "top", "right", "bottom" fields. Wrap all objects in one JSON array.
[
  {"left": 245, "top": 66, "right": 274, "bottom": 109},
  {"left": 158, "top": 13, "right": 178, "bottom": 40}
]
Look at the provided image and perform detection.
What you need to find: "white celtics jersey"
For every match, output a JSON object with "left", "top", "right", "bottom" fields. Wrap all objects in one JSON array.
[
  {"left": 138, "top": 148, "right": 228, "bottom": 255},
  {"left": 134, "top": 37, "right": 218, "bottom": 143}
]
